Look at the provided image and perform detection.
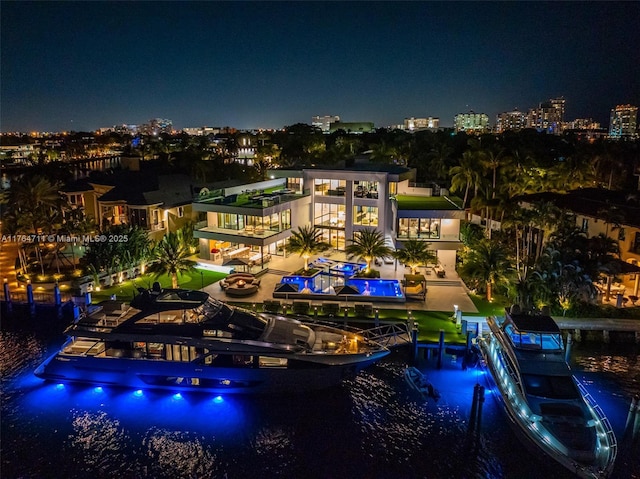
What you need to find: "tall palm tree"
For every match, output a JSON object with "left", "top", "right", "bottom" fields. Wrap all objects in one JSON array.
[
  {"left": 460, "top": 239, "right": 512, "bottom": 301},
  {"left": 449, "top": 150, "right": 483, "bottom": 208},
  {"left": 287, "top": 226, "right": 330, "bottom": 271},
  {"left": 394, "top": 239, "right": 437, "bottom": 274},
  {"left": 149, "top": 231, "right": 197, "bottom": 288},
  {"left": 345, "top": 228, "right": 393, "bottom": 272}
]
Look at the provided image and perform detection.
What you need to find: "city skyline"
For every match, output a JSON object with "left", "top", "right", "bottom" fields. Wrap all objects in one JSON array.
[{"left": 1, "top": 2, "right": 639, "bottom": 132}]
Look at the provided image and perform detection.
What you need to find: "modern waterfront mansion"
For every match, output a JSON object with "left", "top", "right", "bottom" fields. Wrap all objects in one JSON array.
[{"left": 193, "top": 164, "right": 464, "bottom": 270}]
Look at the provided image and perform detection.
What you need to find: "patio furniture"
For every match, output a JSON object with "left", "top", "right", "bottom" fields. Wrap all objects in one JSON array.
[
  {"left": 354, "top": 303, "right": 373, "bottom": 317},
  {"left": 263, "top": 300, "right": 281, "bottom": 313},
  {"left": 292, "top": 301, "right": 310, "bottom": 315},
  {"left": 322, "top": 302, "right": 340, "bottom": 316}
]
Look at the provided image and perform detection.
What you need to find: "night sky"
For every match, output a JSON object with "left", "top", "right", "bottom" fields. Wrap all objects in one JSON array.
[{"left": 2, "top": 1, "right": 639, "bottom": 132}]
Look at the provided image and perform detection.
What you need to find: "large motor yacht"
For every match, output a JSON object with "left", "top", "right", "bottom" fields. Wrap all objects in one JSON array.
[
  {"left": 478, "top": 307, "right": 617, "bottom": 479},
  {"left": 35, "top": 287, "right": 389, "bottom": 394}
]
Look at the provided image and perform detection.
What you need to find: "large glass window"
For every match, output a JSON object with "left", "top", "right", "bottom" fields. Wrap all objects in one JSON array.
[
  {"left": 353, "top": 180, "right": 378, "bottom": 198},
  {"left": 286, "top": 178, "right": 303, "bottom": 193},
  {"left": 315, "top": 203, "right": 346, "bottom": 227},
  {"left": 217, "top": 213, "right": 243, "bottom": 230},
  {"left": 314, "top": 179, "right": 346, "bottom": 196},
  {"left": 397, "top": 218, "right": 440, "bottom": 239},
  {"left": 353, "top": 206, "right": 378, "bottom": 226}
]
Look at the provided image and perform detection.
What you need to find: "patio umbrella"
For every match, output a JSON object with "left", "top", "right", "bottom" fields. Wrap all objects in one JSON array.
[
  {"left": 274, "top": 282, "right": 299, "bottom": 301},
  {"left": 223, "top": 257, "right": 251, "bottom": 272},
  {"left": 334, "top": 284, "right": 361, "bottom": 298}
]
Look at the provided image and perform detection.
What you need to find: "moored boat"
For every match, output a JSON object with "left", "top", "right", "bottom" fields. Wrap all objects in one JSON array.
[
  {"left": 35, "top": 287, "right": 389, "bottom": 394},
  {"left": 404, "top": 366, "right": 439, "bottom": 401},
  {"left": 478, "top": 307, "right": 617, "bottom": 479}
]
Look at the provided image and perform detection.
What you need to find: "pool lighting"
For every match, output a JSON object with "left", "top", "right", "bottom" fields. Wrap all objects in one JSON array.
[
  {"left": 55, "top": 383, "right": 65, "bottom": 390},
  {"left": 213, "top": 395, "right": 224, "bottom": 403},
  {"left": 172, "top": 393, "right": 183, "bottom": 400},
  {"left": 133, "top": 389, "right": 144, "bottom": 397},
  {"left": 93, "top": 386, "right": 103, "bottom": 393}
]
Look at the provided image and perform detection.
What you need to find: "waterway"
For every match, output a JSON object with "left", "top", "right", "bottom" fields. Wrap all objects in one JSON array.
[{"left": 1, "top": 315, "right": 638, "bottom": 479}]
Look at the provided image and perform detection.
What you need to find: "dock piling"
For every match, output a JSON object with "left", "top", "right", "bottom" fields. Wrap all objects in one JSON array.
[
  {"left": 476, "top": 385, "right": 485, "bottom": 435},
  {"left": 634, "top": 397, "right": 640, "bottom": 441},
  {"left": 565, "top": 333, "right": 573, "bottom": 363},
  {"left": 437, "top": 329, "right": 444, "bottom": 369},
  {"left": 625, "top": 396, "right": 638, "bottom": 436},
  {"left": 26, "top": 281, "right": 35, "bottom": 317},
  {"left": 3, "top": 278, "right": 12, "bottom": 316}
]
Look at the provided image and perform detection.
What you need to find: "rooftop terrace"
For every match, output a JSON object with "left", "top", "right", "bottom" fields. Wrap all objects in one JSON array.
[
  {"left": 195, "top": 186, "right": 310, "bottom": 209},
  {"left": 395, "top": 195, "right": 464, "bottom": 210}
]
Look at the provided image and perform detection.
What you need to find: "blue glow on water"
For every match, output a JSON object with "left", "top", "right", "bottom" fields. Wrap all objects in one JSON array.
[
  {"left": 213, "top": 395, "right": 224, "bottom": 403},
  {"left": 133, "top": 389, "right": 144, "bottom": 397},
  {"left": 55, "top": 383, "right": 65, "bottom": 390},
  {"left": 93, "top": 386, "right": 103, "bottom": 393}
]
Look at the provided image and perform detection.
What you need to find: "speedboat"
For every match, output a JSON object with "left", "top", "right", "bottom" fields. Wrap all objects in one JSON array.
[
  {"left": 404, "top": 366, "right": 439, "bottom": 402},
  {"left": 35, "top": 287, "right": 389, "bottom": 394},
  {"left": 478, "top": 307, "right": 617, "bottom": 479}
]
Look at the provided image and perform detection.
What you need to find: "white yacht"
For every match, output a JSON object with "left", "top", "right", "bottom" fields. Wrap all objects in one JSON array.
[
  {"left": 478, "top": 308, "right": 617, "bottom": 479},
  {"left": 35, "top": 288, "right": 389, "bottom": 394}
]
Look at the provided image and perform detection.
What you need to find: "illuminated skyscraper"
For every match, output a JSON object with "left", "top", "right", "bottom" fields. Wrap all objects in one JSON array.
[
  {"left": 495, "top": 109, "right": 526, "bottom": 133},
  {"left": 454, "top": 111, "right": 489, "bottom": 134},
  {"left": 609, "top": 104, "right": 638, "bottom": 139},
  {"left": 312, "top": 115, "right": 340, "bottom": 132},
  {"left": 527, "top": 97, "right": 565, "bottom": 134},
  {"left": 403, "top": 117, "right": 439, "bottom": 131}
]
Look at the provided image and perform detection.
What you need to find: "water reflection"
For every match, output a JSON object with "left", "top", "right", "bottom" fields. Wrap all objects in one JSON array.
[{"left": 1, "top": 327, "right": 638, "bottom": 479}]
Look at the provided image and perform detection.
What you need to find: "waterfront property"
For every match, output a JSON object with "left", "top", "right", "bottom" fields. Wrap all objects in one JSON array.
[{"left": 193, "top": 163, "right": 465, "bottom": 273}]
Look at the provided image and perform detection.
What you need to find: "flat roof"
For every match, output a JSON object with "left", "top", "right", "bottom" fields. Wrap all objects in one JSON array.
[
  {"left": 395, "top": 195, "right": 463, "bottom": 210},
  {"left": 508, "top": 313, "right": 561, "bottom": 333}
]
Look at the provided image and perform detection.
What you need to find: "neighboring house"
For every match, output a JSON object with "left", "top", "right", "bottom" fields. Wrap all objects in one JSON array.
[
  {"left": 193, "top": 164, "right": 464, "bottom": 270},
  {"left": 60, "top": 172, "right": 197, "bottom": 241},
  {"left": 519, "top": 188, "right": 640, "bottom": 297}
]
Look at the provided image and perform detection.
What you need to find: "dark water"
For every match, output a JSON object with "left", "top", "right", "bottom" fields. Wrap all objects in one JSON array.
[{"left": 1, "top": 316, "right": 638, "bottom": 479}]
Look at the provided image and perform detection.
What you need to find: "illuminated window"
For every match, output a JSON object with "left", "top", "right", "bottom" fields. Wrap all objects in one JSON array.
[
  {"left": 353, "top": 206, "right": 378, "bottom": 226},
  {"left": 314, "top": 179, "right": 346, "bottom": 196}
]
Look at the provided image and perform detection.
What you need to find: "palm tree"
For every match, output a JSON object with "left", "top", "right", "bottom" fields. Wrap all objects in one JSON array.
[
  {"left": 394, "top": 239, "right": 437, "bottom": 274},
  {"left": 460, "top": 239, "right": 512, "bottom": 301},
  {"left": 345, "top": 228, "right": 393, "bottom": 272},
  {"left": 449, "top": 150, "right": 483, "bottom": 208},
  {"left": 148, "top": 231, "right": 197, "bottom": 288},
  {"left": 287, "top": 226, "right": 330, "bottom": 271}
]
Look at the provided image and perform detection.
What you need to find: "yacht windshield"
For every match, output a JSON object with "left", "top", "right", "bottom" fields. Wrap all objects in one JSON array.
[
  {"left": 505, "top": 324, "right": 563, "bottom": 350},
  {"left": 522, "top": 374, "right": 580, "bottom": 400},
  {"left": 197, "top": 300, "right": 267, "bottom": 340}
]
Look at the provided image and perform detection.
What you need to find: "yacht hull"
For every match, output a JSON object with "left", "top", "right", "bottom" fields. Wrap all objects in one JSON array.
[
  {"left": 35, "top": 350, "right": 389, "bottom": 395},
  {"left": 479, "top": 334, "right": 616, "bottom": 479}
]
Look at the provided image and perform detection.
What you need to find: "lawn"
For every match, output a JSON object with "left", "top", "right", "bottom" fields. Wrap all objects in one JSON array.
[{"left": 90, "top": 269, "right": 227, "bottom": 303}]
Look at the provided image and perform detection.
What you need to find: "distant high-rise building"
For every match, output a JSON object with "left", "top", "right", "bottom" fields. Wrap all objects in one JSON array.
[
  {"left": 527, "top": 97, "right": 565, "bottom": 134},
  {"left": 566, "top": 118, "right": 600, "bottom": 130},
  {"left": 328, "top": 121, "right": 374, "bottom": 134},
  {"left": 495, "top": 109, "right": 526, "bottom": 133},
  {"left": 454, "top": 111, "right": 489, "bottom": 134},
  {"left": 139, "top": 118, "right": 173, "bottom": 136},
  {"left": 609, "top": 105, "right": 638, "bottom": 139},
  {"left": 403, "top": 117, "right": 439, "bottom": 131},
  {"left": 312, "top": 115, "right": 340, "bottom": 132},
  {"left": 182, "top": 126, "right": 221, "bottom": 136}
]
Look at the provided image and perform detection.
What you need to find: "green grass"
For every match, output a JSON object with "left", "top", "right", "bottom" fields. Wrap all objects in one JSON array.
[
  {"left": 467, "top": 293, "right": 508, "bottom": 317},
  {"left": 90, "top": 269, "right": 227, "bottom": 303}
]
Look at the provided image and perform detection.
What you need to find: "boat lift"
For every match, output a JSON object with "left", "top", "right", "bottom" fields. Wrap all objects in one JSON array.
[{"left": 360, "top": 322, "right": 412, "bottom": 348}]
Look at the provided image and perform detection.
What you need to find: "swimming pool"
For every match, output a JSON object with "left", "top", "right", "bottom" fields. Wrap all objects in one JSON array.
[{"left": 277, "top": 273, "right": 405, "bottom": 303}]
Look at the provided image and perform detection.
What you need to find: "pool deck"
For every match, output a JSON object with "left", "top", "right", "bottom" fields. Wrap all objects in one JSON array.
[{"left": 201, "top": 252, "right": 478, "bottom": 313}]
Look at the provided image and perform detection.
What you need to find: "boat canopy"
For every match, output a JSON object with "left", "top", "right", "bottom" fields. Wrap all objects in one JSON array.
[{"left": 503, "top": 313, "right": 564, "bottom": 351}]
